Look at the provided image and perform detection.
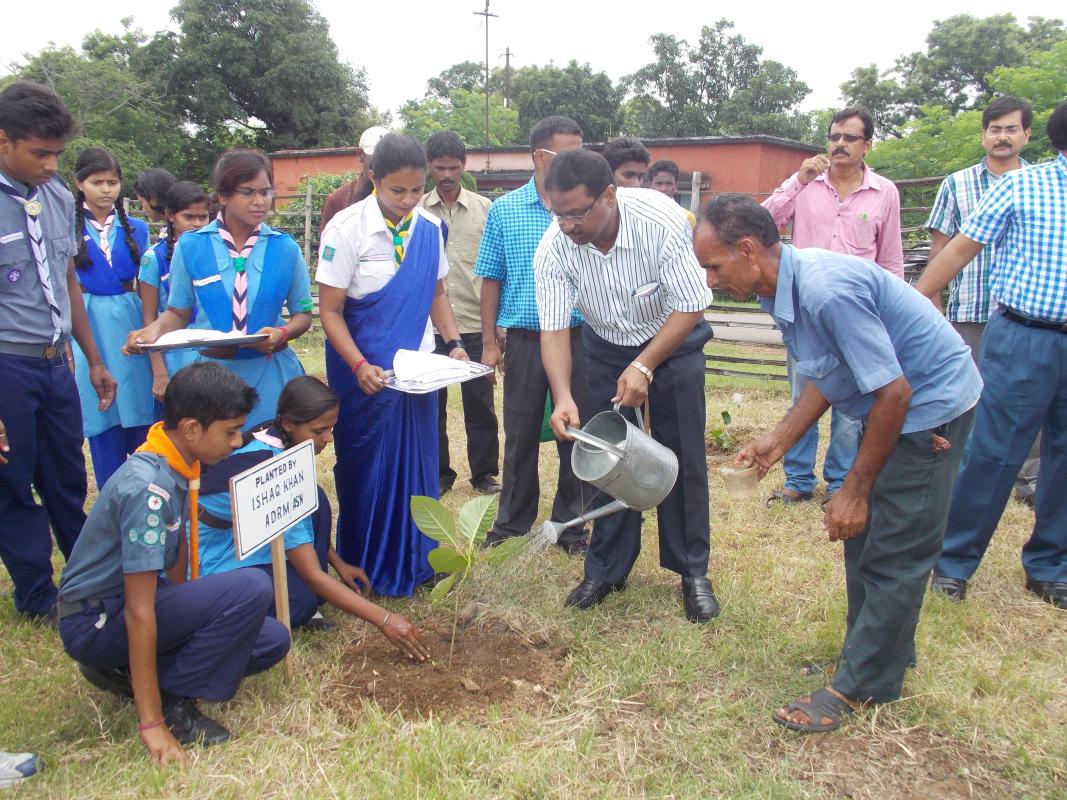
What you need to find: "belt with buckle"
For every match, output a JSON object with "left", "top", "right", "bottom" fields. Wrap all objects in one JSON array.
[
  {"left": 0, "top": 341, "right": 63, "bottom": 359},
  {"left": 999, "top": 305, "right": 1067, "bottom": 334},
  {"left": 56, "top": 598, "right": 107, "bottom": 621}
]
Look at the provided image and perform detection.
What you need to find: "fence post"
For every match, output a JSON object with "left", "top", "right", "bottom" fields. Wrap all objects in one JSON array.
[
  {"left": 690, "top": 171, "right": 702, "bottom": 214},
  {"left": 303, "top": 179, "right": 313, "bottom": 265}
]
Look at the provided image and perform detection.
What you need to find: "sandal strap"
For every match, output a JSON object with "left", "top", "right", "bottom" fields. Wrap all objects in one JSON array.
[{"left": 781, "top": 687, "right": 856, "bottom": 730}]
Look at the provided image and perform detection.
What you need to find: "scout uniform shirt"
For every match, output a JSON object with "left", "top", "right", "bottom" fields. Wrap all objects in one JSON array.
[
  {"left": 0, "top": 170, "right": 77, "bottom": 346},
  {"left": 58, "top": 453, "right": 188, "bottom": 603}
]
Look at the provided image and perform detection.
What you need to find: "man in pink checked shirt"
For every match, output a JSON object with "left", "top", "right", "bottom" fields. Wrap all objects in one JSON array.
[{"left": 761, "top": 107, "right": 904, "bottom": 507}]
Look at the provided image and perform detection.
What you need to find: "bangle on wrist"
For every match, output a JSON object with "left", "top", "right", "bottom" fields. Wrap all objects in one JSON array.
[
  {"left": 630, "top": 360, "right": 653, "bottom": 384},
  {"left": 352, "top": 357, "right": 367, "bottom": 374},
  {"left": 276, "top": 327, "right": 290, "bottom": 347},
  {"left": 379, "top": 612, "right": 391, "bottom": 628},
  {"left": 138, "top": 718, "right": 165, "bottom": 732}
]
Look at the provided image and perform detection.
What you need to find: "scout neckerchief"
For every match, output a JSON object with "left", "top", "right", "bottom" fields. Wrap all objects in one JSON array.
[
  {"left": 374, "top": 192, "right": 414, "bottom": 269},
  {"left": 136, "top": 422, "right": 203, "bottom": 578},
  {"left": 215, "top": 212, "right": 261, "bottom": 333},
  {"left": 83, "top": 203, "right": 116, "bottom": 265},
  {"left": 0, "top": 174, "right": 63, "bottom": 344}
]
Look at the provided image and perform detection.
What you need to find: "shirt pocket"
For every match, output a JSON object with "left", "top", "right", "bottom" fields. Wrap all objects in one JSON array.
[
  {"left": 48, "top": 235, "right": 76, "bottom": 265},
  {"left": 0, "top": 239, "right": 31, "bottom": 293},
  {"left": 841, "top": 213, "right": 878, "bottom": 253}
]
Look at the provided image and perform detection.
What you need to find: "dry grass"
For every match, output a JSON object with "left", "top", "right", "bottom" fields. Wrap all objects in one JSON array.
[{"left": 1, "top": 353, "right": 1064, "bottom": 799}]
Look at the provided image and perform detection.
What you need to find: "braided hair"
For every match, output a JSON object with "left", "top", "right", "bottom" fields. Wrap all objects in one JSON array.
[
  {"left": 73, "top": 148, "right": 141, "bottom": 270},
  {"left": 162, "top": 181, "right": 210, "bottom": 265}
]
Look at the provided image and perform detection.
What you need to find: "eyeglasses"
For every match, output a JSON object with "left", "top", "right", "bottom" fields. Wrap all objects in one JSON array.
[
  {"left": 551, "top": 186, "right": 607, "bottom": 223},
  {"left": 537, "top": 148, "right": 557, "bottom": 158},
  {"left": 231, "top": 187, "right": 275, "bottom": 199},
  {"left": 827, "top": 133, "right": 866, "bottom": 143},
  {"left": 986, "top": 125, "right": 1024, "bottom": 136}
]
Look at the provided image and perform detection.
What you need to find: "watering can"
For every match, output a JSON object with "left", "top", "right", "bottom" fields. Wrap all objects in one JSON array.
[{"left": 542, "top": 403, "right": 678, "bottom": 543}]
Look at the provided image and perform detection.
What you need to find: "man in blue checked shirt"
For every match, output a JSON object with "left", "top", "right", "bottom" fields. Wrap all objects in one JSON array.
[
  {"left": 918, "top": 100, "right": 1067, "bottom": 610},
  {"left": 474, "top": 116, "right": 591, "bottom": 555},
  {"left": 925, "top": 95, "right": 1039, "bottom": 505}
]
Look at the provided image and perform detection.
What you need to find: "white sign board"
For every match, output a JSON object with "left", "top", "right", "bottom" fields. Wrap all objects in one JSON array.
[{"left": 230, "top": 439, "right": 318, "bottom": 560}]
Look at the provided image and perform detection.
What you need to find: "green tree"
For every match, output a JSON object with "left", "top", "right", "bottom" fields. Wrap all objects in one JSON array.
[
  {"left": 399, "top": 88, "right": 519, "bottom": 147},
  {"left": 164, "top": 0, "right": 371, "bottom": 152},
  {"left": 509, "top": 61, "right": 622, "bottom": 143},
  {"left": 623, "top": 20, "right": 810, "bottom": 139},
  {"left": 426, "top": 61, "right": 504, "bottom": 100}
]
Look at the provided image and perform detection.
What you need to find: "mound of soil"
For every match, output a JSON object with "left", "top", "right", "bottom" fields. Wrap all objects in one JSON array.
[{"left": 324, "top": 618, "right": 568, "bottom": 720}]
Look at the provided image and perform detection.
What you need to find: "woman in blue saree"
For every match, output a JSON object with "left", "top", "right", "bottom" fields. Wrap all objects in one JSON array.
[{"left": 318, "top": 134, "right": 468, "bottom": 597}]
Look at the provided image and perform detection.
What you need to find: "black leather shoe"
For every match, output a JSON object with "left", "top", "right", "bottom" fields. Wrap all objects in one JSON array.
[
  {"left": 163, "top": 698, "right": 231, "bottom": 746},
  {"left": 681, "top": 577, "right": 721, "bottom": 623},
  {"left": 301, "top": 612, "right": 337, "bottom": 632},
  {"left": 556, "top": 535, "right": 588, "bottom": 557},
  {"left": 1025, "top": 577, "right": 1067, "bottom": 609},
  {"left": 930, "top": 574, "right": 968, "bottom": 601},
  {"left": 471, "top": 476, "right": 501, "bottom": 495},
  {"left": 78, "top": 664, "right": 134, "bottom": 698},
  {"left": 564, "top": 578, "right": 625, "bottom": 610}
]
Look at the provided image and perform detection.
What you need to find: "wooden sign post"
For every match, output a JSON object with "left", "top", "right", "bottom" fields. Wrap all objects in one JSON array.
[{"left": 229, "top": 439, "right": 318, "bottom": 678}]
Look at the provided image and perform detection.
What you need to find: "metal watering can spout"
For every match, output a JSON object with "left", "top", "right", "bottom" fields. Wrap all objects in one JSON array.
[{"left": 541, "top": 499, "right": 630, "bottom": 544}]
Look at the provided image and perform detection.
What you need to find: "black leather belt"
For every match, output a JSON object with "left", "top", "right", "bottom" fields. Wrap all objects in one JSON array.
[
  {"left": 999, "top": 305, "right": 1067, "bottom": 334},
  {"left": 56, "top": 598, "right": 107, "bottom": 621},
  {"left": 0, "top": 341, "right": 63, "bottom": 359}
]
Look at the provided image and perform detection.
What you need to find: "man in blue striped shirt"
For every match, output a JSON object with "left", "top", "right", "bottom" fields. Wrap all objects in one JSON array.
[
  {"left": 918, "top": 100, "right": 1067, "bottom": 609},
  {"left": 474, "top": 116, "right": 590, "bottom": 554},
  {"left": 925, "top": 96, "right": 1039, "bottom": 505},
  {"left": 536, "top": 149, "right": 719, "bottom": 623}
]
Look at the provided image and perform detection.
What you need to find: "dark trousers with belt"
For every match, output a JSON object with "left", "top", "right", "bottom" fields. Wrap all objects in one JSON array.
[
  {"left": 937, "top": 312, "right": 1067, "bottom": 583},
  {"left": 59, "top": 571, "right": 291, "bottom": 702},
  {"left": 494, "top": 328, "right": 589, "bottom": 546},
  {"left": 582, "top": 322, "right": 713, "bottom": 583},
  {"left": 0, "top": 351, "right": 88, "bottom": 615},
  {"left": 832, "top": 407, "right": 975, "bottom": 704},
  {"left": 434, "top": 332, "right": 499, "bottom": 488}
]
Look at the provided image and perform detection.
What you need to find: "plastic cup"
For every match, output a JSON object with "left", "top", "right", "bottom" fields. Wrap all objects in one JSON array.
[{"left": 719, "top": 464, "right": 759, "bottom": 499}]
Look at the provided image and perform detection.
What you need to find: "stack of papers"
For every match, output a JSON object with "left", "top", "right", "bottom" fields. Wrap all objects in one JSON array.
[
  {"left": 145, "top": 330, "right": 268, "bottom": 352},
  {"left": 387, "top": 349, "right": 493, "bottom": 394}
]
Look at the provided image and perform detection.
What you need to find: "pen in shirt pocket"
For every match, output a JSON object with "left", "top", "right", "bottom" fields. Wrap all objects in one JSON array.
[{"left": 631, "top": 281, "right": 661, "bottom": 299}]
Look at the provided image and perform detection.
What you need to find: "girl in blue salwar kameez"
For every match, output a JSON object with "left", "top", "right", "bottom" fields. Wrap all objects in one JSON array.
[
  {"left": 317, "top": 134, "right": 470, "bottom": 597},
  {"left": 71, "top": 148, "right": 155, "bottom": 488}
]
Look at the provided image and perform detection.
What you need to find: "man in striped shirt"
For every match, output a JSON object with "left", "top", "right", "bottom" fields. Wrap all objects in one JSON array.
[
  {"left": 534, "top": 149, "right": 719, "bottom": 623},
  {"left": 918, "top": 100, "right": 1067, "bottom": 610},
  {"left": 761, "top": 107, "right": 903, "bottom": 508},
  {"left": 925, "top": 96, "right": 1038, "bottom": 505}
]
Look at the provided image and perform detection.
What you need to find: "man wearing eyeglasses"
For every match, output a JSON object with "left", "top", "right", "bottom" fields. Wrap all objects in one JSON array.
[
  {"left": 534, "top": 149, "right": 718, "bottom": 622},
  {"left": 923, "top": 96, "right": 1039, "bottom": 523},
  {"left": 760, "top": 107, "right": 904, "bottom": 508},
  {"left": 474, "top": 116, "right": 591, "bottom": 555}
]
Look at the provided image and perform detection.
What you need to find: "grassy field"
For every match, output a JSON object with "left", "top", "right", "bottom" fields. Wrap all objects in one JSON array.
[{"left": 1, "top": 341, "right": 1064, "bottom": 799}]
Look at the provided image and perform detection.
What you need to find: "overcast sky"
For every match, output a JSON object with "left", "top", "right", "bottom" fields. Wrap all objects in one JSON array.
[{"left": 2, "top": 1, "right": 1063, "bottom": 119}]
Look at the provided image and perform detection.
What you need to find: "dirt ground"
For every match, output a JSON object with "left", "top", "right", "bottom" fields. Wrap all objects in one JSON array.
[{"left": 324, "top": 615, "right": 569, "bottom": 720}]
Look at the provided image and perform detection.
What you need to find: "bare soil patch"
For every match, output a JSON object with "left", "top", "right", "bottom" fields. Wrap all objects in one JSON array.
[
  {"left": 706, "top": 424, "right": 761, "bottom": 470},
  {"left": 763, "top": 727, "right": 1015, "bottom": 799},
  {"left": 324, "top": 617, "right": 568, "bottom": 721}
]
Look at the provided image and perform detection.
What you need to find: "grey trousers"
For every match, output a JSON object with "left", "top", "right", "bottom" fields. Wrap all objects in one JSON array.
[
  {"left": 953, "top": 321, "right": 1039, "bottom": 498},
  {"left": 493, "top": 328, "right": 589, "bottom": 545},
  {"left": 832, "top": 407, "right": 975, "bottom": 704}
]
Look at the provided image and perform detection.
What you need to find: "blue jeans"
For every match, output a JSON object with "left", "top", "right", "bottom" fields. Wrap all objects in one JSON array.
[
  {"left": 936, "top": 312, "right": 1067, "bottom": 583},
  {"left": 783, "top": 354, "right": 861, "bottom": 496}
]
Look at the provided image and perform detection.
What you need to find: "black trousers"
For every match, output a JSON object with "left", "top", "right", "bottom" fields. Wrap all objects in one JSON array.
[
  {"left": 581, "top": 322, "right": 713, "bottom": 582},
  {"left": 494, "top": 328, "right": 589, "bottom": 546},
  {"left": 434, "top": 333, "right": 499, "bottom": 487},
  {"left": 832, "top": 407, "right": 975, "bottom": 704}
]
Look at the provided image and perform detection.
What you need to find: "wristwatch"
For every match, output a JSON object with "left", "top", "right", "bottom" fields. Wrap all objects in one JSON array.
[
  {"left": 444, "top": 338, "right": 465, "bottom": 353},
  {"left": 630, "top": 360, "right": 653, "bottom": 384}
]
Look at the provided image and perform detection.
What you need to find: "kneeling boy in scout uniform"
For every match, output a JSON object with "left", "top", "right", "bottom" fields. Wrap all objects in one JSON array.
[{"left": 57, "top": 362, "right": 291, "bottom": 767}]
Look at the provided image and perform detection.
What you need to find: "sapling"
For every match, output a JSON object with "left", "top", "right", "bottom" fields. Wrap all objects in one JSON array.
[{"left": 410, "top": 494, "right": 525, "bottom": 665}]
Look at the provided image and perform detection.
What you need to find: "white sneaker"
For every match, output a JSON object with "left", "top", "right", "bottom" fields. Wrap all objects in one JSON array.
[{"left": 0, "top": 752, "right": 40, "bottom": 789}]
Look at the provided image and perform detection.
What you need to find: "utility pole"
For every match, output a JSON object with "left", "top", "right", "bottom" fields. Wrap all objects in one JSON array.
[
  {"left": 501, "top": 47, "right": 513, "bottom": 108},
  {"left": 473, "top": 1, "right": 498, "bottom": 154}
]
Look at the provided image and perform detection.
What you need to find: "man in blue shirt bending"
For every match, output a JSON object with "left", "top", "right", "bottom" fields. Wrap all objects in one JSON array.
[{"left": 693, "top": 194, "right": 981, "bottom": 733}]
